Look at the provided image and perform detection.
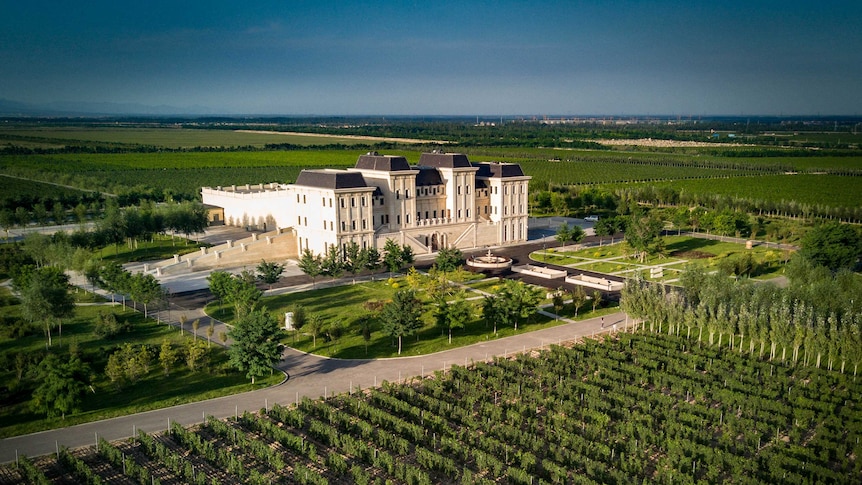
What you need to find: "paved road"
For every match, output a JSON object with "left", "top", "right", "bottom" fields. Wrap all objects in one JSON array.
[{"left": 0, "top": 309, "right": 627, "bottom": 462}]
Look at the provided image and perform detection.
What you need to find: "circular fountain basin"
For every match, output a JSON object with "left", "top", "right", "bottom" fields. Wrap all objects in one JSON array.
[{"left": 466, "top": 252, "right": 513, "bottom": 270}]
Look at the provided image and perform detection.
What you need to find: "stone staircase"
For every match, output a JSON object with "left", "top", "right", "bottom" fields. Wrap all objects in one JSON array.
[{"left": 140, "top": 227, "right": 298, "bottom": 276}]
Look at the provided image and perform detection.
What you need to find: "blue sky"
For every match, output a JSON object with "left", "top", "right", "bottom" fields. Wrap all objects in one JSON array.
[{"left": 1, "top": 1, "right": 860, "bottom": 115}]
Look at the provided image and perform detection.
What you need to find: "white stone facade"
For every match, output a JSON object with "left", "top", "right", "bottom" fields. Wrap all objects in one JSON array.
[{"left": 201, "top": 152, "right": 530, "bottom": 257}]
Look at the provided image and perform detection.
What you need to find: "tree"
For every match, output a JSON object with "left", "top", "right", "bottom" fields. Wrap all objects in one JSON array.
[
  {"left": 343, "top": 241, "right": 368, "bottom": 283},
  {"left": 231, "top": 272, "right": 262, "bottom": 319},
  {"left": 380, "top": 289, "right": 424, "bottom": 355},
  {"left": 256, "top": 259, "right": 285, "bottom": 290},
  {"left": 594, "top": 216, "right": 621, "bottom": 245},
  {"left": 73, "top": 202, "right": 88, "bottom": 225},
  {"left": 228, "top": 309, "right": 285, "bottom": 384},
  {"left": 31, "top": 353, "right": 90, "bottom": 419},
  {"left": 434, "top": 247, "right": 463, "bottom": 272},
  {"left": 14, "top": 206, "right": 30, "bottom": 228},
  {"left": 32, "top": 202, "right": 48, "bottom": 226},
  {"left": 482, "top": 294, "right": 513, "bottom": 335},
  {"left": 356, "top": 313, "right": 374, "bottom": 355},
  {"left": 297, "top": 248, "right": 323, "bottom": 288},
  {"left": 159, "top": 339, "right": 179, "bottom": 376},
  {"left": 569, "top": 224, "right": 586, "bottom": 245},
  {"left": 498, "top": 280, "right": 544, "bottom": 331},
  {"left": 625, "top": 212, "right": 664, "bottom": 263},
  {"left": 185, "top": 339, "right": 209, "bottom": 372},
  {"left": 383, "top": 239, "right": 413, "bottom": 276},
  {"left": 434, "top": 294, "right": 472, "bottom": 344},
  {"left": 207, "top": 271, "right": 234, "bottom": 306},
  {"left": 321, "top": 245, "right": 344, "bottom": 280},
  {"left": 363, "top": 247, "right": 383, "bottom": 278},
  {"left": 18, "top": 266, "right": 75, "bottom": 347},
  {"left": 552, "top": 290, "right": 565, "bottom": 316},
  {"left": 0, "top": 208, "right": 13, "bottom": 240},
  {"left": 798, "top": 222, "right": 862, "bottom": 272},
  {"left": 555, "top": 223, "right": 572, "bottom": 246},
  {"left": 591, "top": 290, "right": 603, "bottom": 313},
  {"left": 570, "top": 286, "right": 587, "bottom": 317},
  {"left": 51, "top": 201, "right": 66, "bottom": 225},
  {"left": 306, "top": 314, "right": 325, "bottom": 348},
  {"left": 129, "top": 273, "right": 164, "bottom": 319}
]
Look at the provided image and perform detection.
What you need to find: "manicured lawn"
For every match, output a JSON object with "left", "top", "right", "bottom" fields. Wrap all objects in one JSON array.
[
  {"left": 0, "top": 299, "right": 279, "bottom": 438},
  {"left": 95, "top": 233, "right": 205, "bottom": 263},
  {"left": 531, "top": 235, "right": 790, "bottom": 282},
  {"left": 209, "top": 276, "right": 613, "bottom": 360}
]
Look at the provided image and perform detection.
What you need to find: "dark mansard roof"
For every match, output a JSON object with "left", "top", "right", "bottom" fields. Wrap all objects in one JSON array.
[
  {"left": 418, "top": 152, "right": 472, "bottom": 169},
  {"left": 355, "top": 152, "right": 412, "bottom": 171},
  {"left": 415, "top": 166, "right": 444, "bottom": 186},
  {"left": 473, "top": 162, "right": 526, "bottom": 178},
  {"left": 295, "top": 170, "right": 368, "bottom": 190}
]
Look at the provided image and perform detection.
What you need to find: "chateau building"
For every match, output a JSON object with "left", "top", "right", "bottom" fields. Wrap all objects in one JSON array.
[{"left": 201, "top": 152, "right": 530, "bottom": 257}]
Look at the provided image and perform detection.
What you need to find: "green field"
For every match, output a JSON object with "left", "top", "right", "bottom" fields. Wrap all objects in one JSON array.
[
  {"left": 641, "top": 173, "right": 862, "bottom": 209},
  {"left": 0, "top": 127, "right": 443, "bottom": 148},
  {"left": 0, "top": 300, "right": 280, "bottom": 438}
]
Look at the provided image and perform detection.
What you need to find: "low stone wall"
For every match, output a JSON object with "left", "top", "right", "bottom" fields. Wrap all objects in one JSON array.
[
  {"left": 512, "top": 264, "right": 567, "bottom": 279},
  {"left": 565, "top": 274, "right": 624, "bottom": 291}
]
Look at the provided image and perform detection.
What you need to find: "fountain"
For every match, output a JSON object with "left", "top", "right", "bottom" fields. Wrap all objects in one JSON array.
[{"left": 466, "top": 248, "right": 513, "bottom": 271}]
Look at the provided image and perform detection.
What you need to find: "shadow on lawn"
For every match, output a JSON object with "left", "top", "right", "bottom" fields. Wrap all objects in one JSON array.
[{"left": 665, "top": 237, "right": 721, "bottom": 254}]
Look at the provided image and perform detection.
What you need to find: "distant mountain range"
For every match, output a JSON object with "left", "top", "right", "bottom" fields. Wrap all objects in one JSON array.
[{"left": 0, "top": 98, "right": 215, "bottom": 117}]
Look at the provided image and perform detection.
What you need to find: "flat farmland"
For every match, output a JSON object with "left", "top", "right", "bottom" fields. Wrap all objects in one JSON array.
[
  {"left": 1, "top": 144, "right": 860, "bottom": 207},
  {"left": 643, "top": 173, "right": 862, "bottom": 209},
  {"left": 0, "top": 127, "right": 447, "bottom": 148}
]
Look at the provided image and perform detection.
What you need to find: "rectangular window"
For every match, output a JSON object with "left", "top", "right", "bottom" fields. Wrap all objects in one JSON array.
[
  {"left": 324, "top": 221, "right": 328, "bottom": 230},
  {"left": 417, "top": 211, "right": 421, "bottom": 220},
  {"left": 397, "top": 215, "right": 401, "bottom": 225},
  {"left": 322, "top": 197, "right": 325, "bottom": 206},
  {"left": 340, "top": 198, "right": 345, "bottom": 208},
  {"left": 425, "top": 211, "right": 429, "bottom": 219},
  {"left": 303, "top": 194, "right": 307, "bottom": 203},
  {"left": 466, "top": 209, "right": 470, "bottom": 218},
  {"left": 396, "top": 190, "right": 400, "bottom": 200},
  {"left": 341, "top": 221, "right": 346, "bottom": 231},
  {"left": 361, "top": 196, "right": 366, "bottom": 206},
  {"left": 406, "top": 215, "right": 410, "bottom": 223},
  {"left": 296, "top": 194, "right": 300, "bottom": 203},
  {"left": 466, "top": 185, "right": 471, "bottom": 194},
  {"left": 457, "top": 209, "right": 462, "bottom": 218},
  {"left": 457, "top": 186, "right": 462, "bottom": 195},
  {"left": 351, "top": 197, "right": 355, "bottom": 207},
  {"left": 304, "top": 217, "right": 307, "bottom": 226},
  {"left": 329, "top": 198, "right": 333, "bottom": 207},
  {"left": 433, "top": 210, "right": 437, "bottom": 218},
  {"left": 351, "top": 220, "right": 356, "bottom": 230},
  {"left": 362, "top": 219, "right": 367, "bottom": 229},
  {"left": 405, "top": 189, "right": 410, "bottom": 199},
  {"left": 298, "top": 216, "right": 301, "bottom": 225}
]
